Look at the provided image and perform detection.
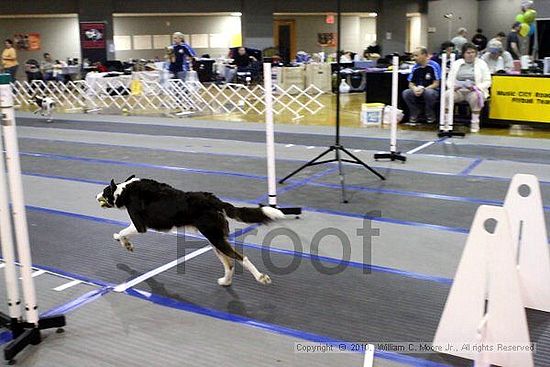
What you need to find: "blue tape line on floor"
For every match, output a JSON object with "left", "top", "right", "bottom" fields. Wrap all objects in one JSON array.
[
  {"left": 25, "top": 171, "right": 550, "bottom": 246},
  {"left": 300, "top": 206, "right": 471, "bottom": 234},
  {"left": 23, "top": 172, "right": 476, "bottom": 234},
  {"left": 254, "top": 167, "right": 337, "bottom": 203},
  {"left": 0, "top": 287, "right": 112, "bottom": 347},
  {"left": 20, "top": 151, "right": 270, "bottom": 181},
  {"left": 124, "top": 288, "right": 451, "bottom": 367},
  {"left": 0, "top": 255, "right": 113, "bottom": 288},
  {"left": 17, "top": 117, "right": 427, "bottom": 144},
  {"left": 22, "top": 170, "right": 550, "bottom": 213},
  {"left": 236, "top": 242, "right": 453, "bottom": 285},
  {"left": 458, "top": 158, "right": 484, "bottom": 176},
  {"left": 0, "top": 331, "right": 12, "bottom": 345},
  {"left": 21, "top": 148, "right": 550, "bottom": 212},
  {"left": 18, "top": 138, "right": 550, "bottom": 186},
  {"left": 40, "top": 287, "right": 112, "bottom": 318},
  {"left": 25, "top": 205, "right": 454, "bottom": 284},
  {"left": 304, "top": 180, "right": 539, "bottom": 210}
]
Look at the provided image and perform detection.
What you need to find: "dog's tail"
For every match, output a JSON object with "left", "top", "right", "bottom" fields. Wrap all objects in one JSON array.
[{"left": 222, "top": 203, "right": 285, "bottom": 223}]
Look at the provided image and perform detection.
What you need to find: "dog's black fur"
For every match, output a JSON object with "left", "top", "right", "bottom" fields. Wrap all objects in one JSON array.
[{"left": 98, "top": 175, "right": 281, "bottom": 261}]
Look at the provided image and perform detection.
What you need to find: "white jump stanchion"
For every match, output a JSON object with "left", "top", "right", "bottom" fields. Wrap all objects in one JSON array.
[
  {"left": 374, "top": 56, "right": 406, "bottom": 162},
  {"left": 438, "top": 53, "right": 447, "bottom": 132},
  {"left": 0, "top": 74, "right": 65, "bottom": 364},
  {"left": 2, "top": 84, "right": 39, "bottom": 327},
  {"left": 0, "top": 81, "right": 22, "bottom": 328},
  {"left": 433, "top": 205, "right": 534, "bottom": 367},
  {"left": 447, "top": 53, "right": 456, "bottom": 132},
  {"left": 263, "top": 62, "right": 278, "bottom": 207},
  {"left": 504, "top": 174, "right": 550, "bottom": 312},
  {"left": 261, "top": 64, "right": 301, "bottom": 215},
  {"left": 438, "top": 53, "right": 464, "bottom": 138}
]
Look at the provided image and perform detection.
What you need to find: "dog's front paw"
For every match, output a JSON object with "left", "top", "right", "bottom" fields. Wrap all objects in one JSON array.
[
  {"left": 217, "top": 277, "right": 232, "bottom": 287},
  {"left": 113, "top": 233, "right": 121, "bottom": 241},
  {"left": 257, "top": 274, "right": 272, "bottom": 285}
]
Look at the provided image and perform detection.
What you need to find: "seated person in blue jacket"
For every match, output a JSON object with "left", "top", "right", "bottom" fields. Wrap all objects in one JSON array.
[
  {"left": 402, "top": 47, "right": 442, "bottom": 124},
  {"left": 224, "top": 47, "right": 257, "bottom": 83},
  {"left": 168, "top": 32, "right": 196, "bottom": 80}
]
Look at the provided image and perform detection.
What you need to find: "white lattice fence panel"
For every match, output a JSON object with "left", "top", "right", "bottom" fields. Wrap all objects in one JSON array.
[{"left": 10, "top": 79, "right": 325, "bottom": 117}]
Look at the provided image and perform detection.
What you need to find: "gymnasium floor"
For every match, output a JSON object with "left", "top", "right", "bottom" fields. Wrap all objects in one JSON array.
[{"left": 0, "top": 110, "right": 550, "bottom": 366}]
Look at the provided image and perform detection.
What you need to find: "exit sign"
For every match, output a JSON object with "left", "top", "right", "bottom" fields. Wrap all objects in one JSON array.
[{"left": 326, "top": 14, "right": 335, "bottom": 24}]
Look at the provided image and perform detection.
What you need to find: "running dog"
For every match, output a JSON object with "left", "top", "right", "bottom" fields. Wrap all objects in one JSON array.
[
  {"left": 30, "top": 96, "right": 55, "bottom": 122},
  {"left": 96, "top": 176, "right": 285, "bottom": 286}
]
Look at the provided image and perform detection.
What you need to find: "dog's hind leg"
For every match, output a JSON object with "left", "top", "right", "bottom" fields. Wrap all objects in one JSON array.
[
  {"left": 114, "top": 224, "right": 138, "bottom": 252},
  {"left": 214, "top": 249, "right": 234, "bottom": 286},
  {"left": 196, "top": 214, "right": 271, "bottom": 285},
  {"left": 240, "top": 256, "right": 271, "bottom": 285}
]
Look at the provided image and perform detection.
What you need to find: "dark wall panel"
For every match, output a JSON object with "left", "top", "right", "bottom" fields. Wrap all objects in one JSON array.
[
  {"left": 0, "top": 0, "right": 78, "bottom": 14},
  {"left": 113, "top": 0, "right": 241, "bottom": 13}
]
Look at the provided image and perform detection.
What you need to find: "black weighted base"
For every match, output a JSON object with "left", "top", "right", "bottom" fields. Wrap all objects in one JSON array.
[
  {"left": 3, "top": 314, "right": 66, "bottom": 363},
  {"left": 438, "top": 130, "right": 466, "bottom": 138},
  {"left": 374, "top": 151, "right": 407, "bottom": 162},
  {"left": 259, "top": 203, "right": 302, "bottom": 217}
]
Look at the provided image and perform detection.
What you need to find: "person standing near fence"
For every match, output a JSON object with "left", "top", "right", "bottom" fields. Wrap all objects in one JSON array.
[
  {"left": 168, "top": 32, "right": 196, "bottom": 80},
  {"left": 2, "top": 39, "right": 19, "bottom": 82}
]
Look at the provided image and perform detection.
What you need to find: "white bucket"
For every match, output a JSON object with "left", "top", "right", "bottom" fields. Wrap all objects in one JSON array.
[{"left": 361, "top": 103, "right": 385, "bottom": 125}]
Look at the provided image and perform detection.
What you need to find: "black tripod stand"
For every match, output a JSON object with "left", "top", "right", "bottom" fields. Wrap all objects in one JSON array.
[{"left": 278, "top": 0, "right": 385, "bottom": 202}]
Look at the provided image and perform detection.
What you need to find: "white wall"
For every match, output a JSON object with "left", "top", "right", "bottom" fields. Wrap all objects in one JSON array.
[
  {"left": 408, "top": 14, "right": 423, "bottom": 52},
  {"left": 360, "top": 16, "right": 377, "bottom": 46},
  {"left": 478, "top": 0, "right": 519, "bottom": 41},
  {"left": 427, "top": 0, "right": 478, "bottom": 52},
  {"left": 274, "top": 14, "right": 376, "bottom": 55},
  {"left": 113, "top": 15, "right": 242, "bottom": 60},
  {"left": 0, "top": 15, "right": 81, "bottom": 80}
]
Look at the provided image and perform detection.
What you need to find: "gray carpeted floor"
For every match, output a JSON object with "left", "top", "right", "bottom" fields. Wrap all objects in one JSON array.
[{"left": 3, "top": 113, "right": 550, "bottom": 367}]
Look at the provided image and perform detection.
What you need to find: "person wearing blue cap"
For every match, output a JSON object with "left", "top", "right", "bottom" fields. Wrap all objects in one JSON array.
[{"left": 481, "top": 40, "right": 513, "bottom": 73}]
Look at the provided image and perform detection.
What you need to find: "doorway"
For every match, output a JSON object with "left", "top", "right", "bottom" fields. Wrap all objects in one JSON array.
[{"left": 274, "top": 19, "right": 296, "bottom": 63}]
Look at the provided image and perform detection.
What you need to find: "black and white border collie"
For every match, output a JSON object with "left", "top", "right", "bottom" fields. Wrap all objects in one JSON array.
[
  {"left": 96, "top": 176, "right": 285, "bottom": 286},
  {"left": 30, "top": 96, "right": 55, "bottom": 122}
]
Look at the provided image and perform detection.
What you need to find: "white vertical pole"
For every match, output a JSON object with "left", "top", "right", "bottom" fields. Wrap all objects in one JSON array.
[
  {"left": 263, "top": 63, "right": 277, "bottom": 207},
  {"left": 0, "top": 79, "right": 22, "bottom": 321},
  {"left": 0, "top": 78, "right": 39, "bottom": 325},
  {"left": 446, "top": 53, "right": 456, "bottom": 132},
  {"left": 390, "top": 55, "right": 399, "bottom": 153},
  {"left": 363, "top": 344, "right": 375, "bottom": 367},
  {"left": 439, "top": 53, "right": 447, "bottom": 132}
]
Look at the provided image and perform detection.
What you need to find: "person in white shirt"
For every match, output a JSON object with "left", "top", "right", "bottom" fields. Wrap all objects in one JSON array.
[
  {"left": 450, "top": 28, "right": 468, "bottom": 55},
  {"left": 445, "top": 43, "right": 492, "bottom": 133},
  {"left": 481, "top": 40, "right": 513, "bottom": 73}
]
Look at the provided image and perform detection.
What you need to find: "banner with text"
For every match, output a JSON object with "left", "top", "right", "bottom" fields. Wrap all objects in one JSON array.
[{"left": 490, "top": 76, "right": 550, "bottom": 123}]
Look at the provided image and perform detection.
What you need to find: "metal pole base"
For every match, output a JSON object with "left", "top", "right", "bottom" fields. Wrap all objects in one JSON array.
[
  {"left": 3, "top": 314, "right": 65, "bottom": 363},
  {"left": 438, "top": 130, "right": 466, "bottom": 138},
  {"left": 374, "top": 151, "right": 407, "bottom": 162}
]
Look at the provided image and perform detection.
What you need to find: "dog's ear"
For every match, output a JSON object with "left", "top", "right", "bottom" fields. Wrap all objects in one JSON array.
[
  {"left": 110, "top": 179, "right": 117, "bottom": 191},
  {"left": 125, "top": 175, "right": 136, "bottom": 182}
]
